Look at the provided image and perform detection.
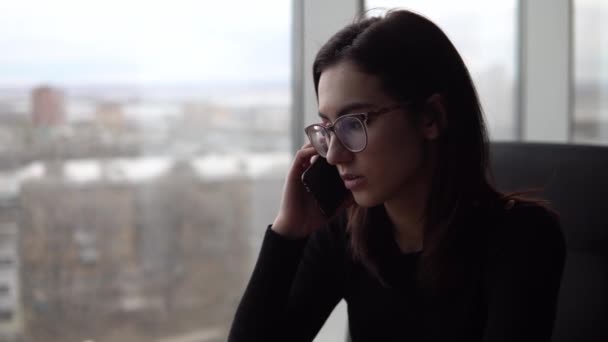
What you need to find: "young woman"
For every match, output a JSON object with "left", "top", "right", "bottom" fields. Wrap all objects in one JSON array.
[{"left": 229, "top": 9, "right": 566, "bottom": 342}]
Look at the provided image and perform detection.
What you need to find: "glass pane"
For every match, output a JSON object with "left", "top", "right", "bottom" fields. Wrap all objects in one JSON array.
[
  {"left": 365, "top": 1, "right": 518, "bottom": 140},
  {"left": 0, "top": 1, "right": 291, "bottom": 341},
  {"left": 573, "top": 0, "right": 608, "bottom": 144}
]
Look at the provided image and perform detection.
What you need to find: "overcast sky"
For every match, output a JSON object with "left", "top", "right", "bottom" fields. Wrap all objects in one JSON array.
[
  {"left": 0, "top": 0, "right": 291, "bottom": 87},
  {"left": 0, "top": 0, "right": 605, "bottom": 88}
]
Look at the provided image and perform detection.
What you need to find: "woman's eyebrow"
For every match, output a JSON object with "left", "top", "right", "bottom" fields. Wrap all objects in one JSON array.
[{"left": 318, "top": 102, "right": 375, "bottom": 121}]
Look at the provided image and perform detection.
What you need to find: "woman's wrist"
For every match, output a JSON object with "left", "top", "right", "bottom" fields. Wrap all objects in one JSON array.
[{"left": 271, "top": 217, "right": 307, "bottom": 240}]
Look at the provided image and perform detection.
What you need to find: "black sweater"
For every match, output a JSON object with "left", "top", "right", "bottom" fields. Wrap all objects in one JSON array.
[{"left": 228, "top": 201, "right": 566, "bottom": 342}]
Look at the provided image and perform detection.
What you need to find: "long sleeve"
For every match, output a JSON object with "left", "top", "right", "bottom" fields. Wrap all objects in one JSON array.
[
  {"left": 482, "top": 204, "right": 567, "bottom": 342},
  {"left": 228, "top": 222, "right": 346, "bottom": 342}
]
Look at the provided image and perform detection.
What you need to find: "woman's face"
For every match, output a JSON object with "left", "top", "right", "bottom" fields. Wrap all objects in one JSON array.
[{"left": 317, "top": 60, "right": 434, "bottom": 207}]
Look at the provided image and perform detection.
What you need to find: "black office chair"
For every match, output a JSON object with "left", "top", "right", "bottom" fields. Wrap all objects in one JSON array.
[{"left": 490, "top": 142, "right": 608, "bottom": 341}]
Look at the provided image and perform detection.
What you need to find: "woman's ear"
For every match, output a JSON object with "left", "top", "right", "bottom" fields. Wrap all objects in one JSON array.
[{"left": 420, "top": 93, "right": 448, "bottom": 140}]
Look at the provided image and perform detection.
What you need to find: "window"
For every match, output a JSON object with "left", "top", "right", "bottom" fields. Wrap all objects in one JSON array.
[
  {"left": 365, "top": 1, "right": 518, "bottom": 140},
  {"left": 0, "top": 1, "right": 290, "bottom": 341},
  {"left": 573, "top": 0, "right": 608, "bottom": 144}
]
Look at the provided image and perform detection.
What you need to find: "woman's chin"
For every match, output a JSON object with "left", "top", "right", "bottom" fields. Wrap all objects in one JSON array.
[{"left": 352, "top": 191, "right": 383, "bottom": 208}]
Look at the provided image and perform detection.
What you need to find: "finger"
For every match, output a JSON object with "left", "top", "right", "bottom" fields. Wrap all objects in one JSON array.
[
  {"left": 294, "top": 147, "right": 319, "bottom": 171},
  {"left": 295, "top": 145, "right": 318, "bottom": 162},
  {"left": 309, "top": 154, "right": 319, "bottom": 164}
]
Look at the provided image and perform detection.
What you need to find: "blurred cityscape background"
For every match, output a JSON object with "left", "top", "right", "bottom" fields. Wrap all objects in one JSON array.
[
  {"left": 0, "top": 82, "right": 290, "bottom": 342},
  {"left": 0, "top": 0, "right": 606, "bottom": 341}
]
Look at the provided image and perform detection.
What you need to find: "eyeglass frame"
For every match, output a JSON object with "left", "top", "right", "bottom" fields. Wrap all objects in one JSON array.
[{"left": 304, "top": 103, "right": 410, "bottom": 156}]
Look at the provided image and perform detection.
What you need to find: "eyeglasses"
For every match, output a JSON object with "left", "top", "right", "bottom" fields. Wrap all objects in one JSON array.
[{"left": 304, "top": 104, "right": 406, "bottom": 157}]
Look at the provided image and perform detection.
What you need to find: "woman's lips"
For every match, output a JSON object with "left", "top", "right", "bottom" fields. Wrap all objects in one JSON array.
[{"left": 341, "top": 175, "right": 366, "bottom": 190}]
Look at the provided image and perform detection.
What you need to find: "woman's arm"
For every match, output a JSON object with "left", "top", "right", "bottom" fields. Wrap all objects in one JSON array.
[
  {"left": 228, "top": 221, "right": 346, "bottom": 342},
  {"left": 482, "top": 204, "right": 567, "bottom": 342}
]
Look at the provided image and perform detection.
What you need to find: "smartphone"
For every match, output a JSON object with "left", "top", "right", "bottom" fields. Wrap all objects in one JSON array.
[{"left": 301, "top": 156, "right": 349, "bottom": 217}]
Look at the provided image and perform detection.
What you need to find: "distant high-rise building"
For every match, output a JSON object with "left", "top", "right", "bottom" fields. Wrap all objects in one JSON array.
[
  {"left": 31, "top": 86, "right": 65, "bottom": 126},
  {"left": 16, "top": 158, "right": 255, "bottom": 341},
  {"left": 0, "top": 197, "right": 23, "bottom": 342}
]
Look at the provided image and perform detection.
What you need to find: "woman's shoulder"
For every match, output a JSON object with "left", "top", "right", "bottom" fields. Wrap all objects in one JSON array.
[
  {"left": 498, "top": 199, "right": 560, "bottom": 232},
  {"left": 484, "top": 198, "right": 566, "bottom": 257}
]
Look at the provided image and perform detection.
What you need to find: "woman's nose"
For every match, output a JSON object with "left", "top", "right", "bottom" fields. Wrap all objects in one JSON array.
[{"left": 325, "top": 133, "right": 353, "bottom": 166}]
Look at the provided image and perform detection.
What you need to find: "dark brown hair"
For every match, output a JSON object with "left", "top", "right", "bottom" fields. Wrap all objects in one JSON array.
[{"left": 313, "top": 10, "right": 541, "bottom": 288}]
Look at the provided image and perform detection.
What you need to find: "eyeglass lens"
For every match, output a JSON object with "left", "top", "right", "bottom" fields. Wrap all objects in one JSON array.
[{"left": 307, "top": 116, "right": 366, "bottom": 156}]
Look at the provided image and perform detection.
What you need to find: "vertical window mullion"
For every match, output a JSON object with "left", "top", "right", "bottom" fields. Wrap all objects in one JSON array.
[{"left": 520, "top": 0, "right": 572, "bottom": 142}]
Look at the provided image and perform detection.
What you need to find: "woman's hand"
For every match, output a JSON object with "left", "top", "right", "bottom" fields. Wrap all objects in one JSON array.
[{"left": 272, "top": 143, "right": 352, "bottom": 239}]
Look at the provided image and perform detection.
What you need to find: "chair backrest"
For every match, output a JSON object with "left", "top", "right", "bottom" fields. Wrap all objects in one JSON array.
[{"left": 490, "top": 142, "right": 608, "bottom": 342}]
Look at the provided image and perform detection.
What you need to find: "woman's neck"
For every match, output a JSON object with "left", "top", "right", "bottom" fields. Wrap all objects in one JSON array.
[
  {"left": 383, "top": 146, "right": 435, "bottom": 253},
  {"left": 383, "top": 181, "right": 428, "bottom": 253}
]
